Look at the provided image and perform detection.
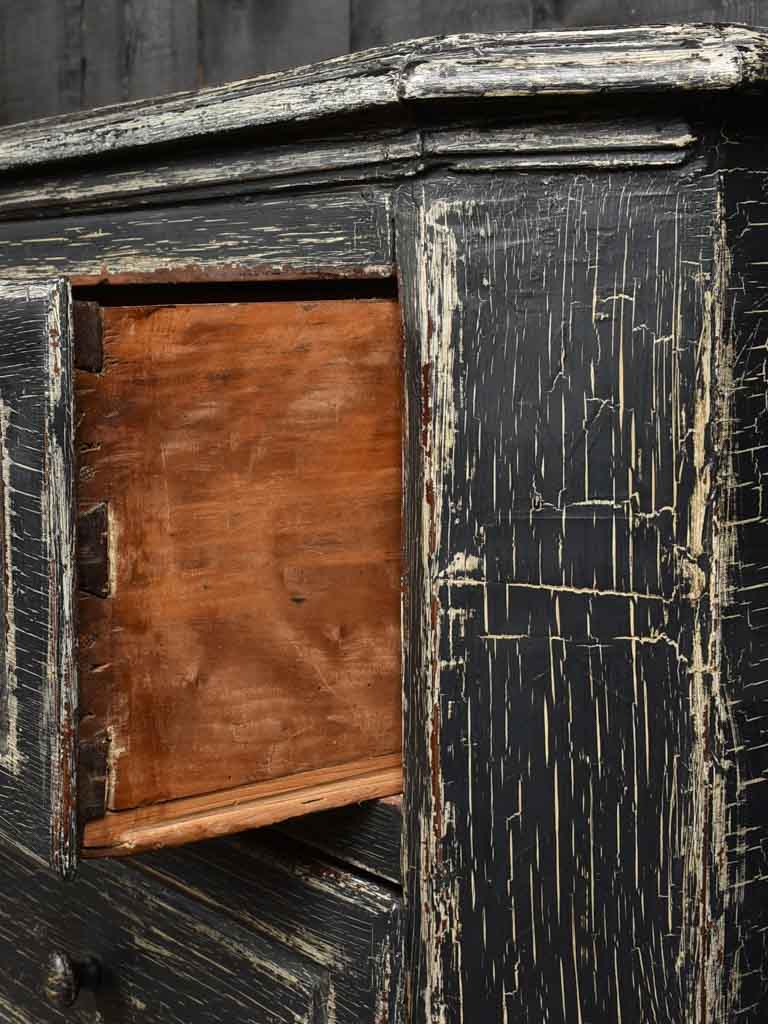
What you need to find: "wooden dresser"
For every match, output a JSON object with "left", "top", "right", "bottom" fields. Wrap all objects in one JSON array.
[{"left": 0, "top": 23, "right": 767, "bottom": 1023}]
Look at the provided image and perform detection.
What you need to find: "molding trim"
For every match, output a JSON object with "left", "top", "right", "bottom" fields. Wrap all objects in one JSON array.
[
  {"left": 0, "top": 24, "right": 762, "bottom": 174},
  {"left": 0, "top": 117, "right": 699, "bottom": 220}
]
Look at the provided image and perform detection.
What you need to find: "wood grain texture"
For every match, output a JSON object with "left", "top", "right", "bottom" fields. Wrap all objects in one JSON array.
[
  {"left": 0, "top": 280, "right": 78, "bottom": 878},
  {"left": 200, "top": 0, "right": 350, "bottom": 84},
  {"left": 80, "top": 0, "right": 125, "bottom": 112},
  {"left": 1, "top": 3, "right": 767, "bottom": 131},
  {"left": 0, "top": 189, "right": 394, "bottom": 283},
  {"left": 140, "top": 830, "right": 403, "bottom": 1024},
  {"left": 0, "top": 25, "right": 765, "bottom": 172},
  {"left": 423, "top": 117, "right": 696, "bottom": 157},
  {"left": 351, "top": 0, "right": 532, "bottom": 49},
  {"left": 82, "top": 756, "right": 402, "bottom": 856},
  {"left": 123, "top": 0, "right": 199, "bottom": 100},
  {"left": 77, "top": 300, "right": 402, "bottom": 832},
  {"left": 0, "top": 841, "right": 329, "bottom": 1023},
  {"left": 0, "top": 0, "right": 81, "bottom": 126},
  {"left": 1, "top": 3, "right": 767, "bottom": 132},
  {"left": 397, "top": 168, "right": 735, "bottom": 1022},
  {"left": 400, "top": 29, "right": 762, "bottom": 99},
  {"left": 76, "top": 504, "right": 110, "bottom": 598},
  {"left": 536, "top": 1, "right": 768, "bottom": 29},
  {"left": 0, "top": 133, "right": 420, "bottom": 221},
  {"left": 0, "top": 0, "right": 197, "bottom": 127},
  {"left": 0, "top": 30, "right": 764, "bottom": 1020}
]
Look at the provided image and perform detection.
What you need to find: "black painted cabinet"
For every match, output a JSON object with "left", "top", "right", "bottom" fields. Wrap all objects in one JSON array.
[{"left": 0, "top": 23, "right": 767, "bottom": 1024}]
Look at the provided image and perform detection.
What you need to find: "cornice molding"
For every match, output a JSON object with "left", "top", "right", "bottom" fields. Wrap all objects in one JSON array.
[{"left": 0, "top": 24, "right": 763, "bottom": 175}]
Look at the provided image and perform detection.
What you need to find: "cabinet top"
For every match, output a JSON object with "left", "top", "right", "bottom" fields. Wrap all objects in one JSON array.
[{"left": 0, "top": 23, "right": 766, "bottom": 175}]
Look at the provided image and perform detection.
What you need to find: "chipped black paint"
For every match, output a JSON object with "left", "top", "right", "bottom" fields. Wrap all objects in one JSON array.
[
  {"left": 398, "top": 168, "right": 741, "bottom": 1022},
  {"left": 0, "top": 22, "right": 764, "bottom": 1024},
  {"left": 0, "top": 841, "right": 328, "bottom": 1023},
  {"left": 716, "top": 102, "right": 768, "bottom": 1023},
  {"left": 140, "top": 831, "right": 403, "bottom": 1024},
  {"left": 278, "top": 798, "right": 403, "bottom": 886},
  {"left": 0, "top": 280, "right": 78, "bottom": 879},
  {"left": 76, "top": 504, "right": 110, "bottom": 599}
]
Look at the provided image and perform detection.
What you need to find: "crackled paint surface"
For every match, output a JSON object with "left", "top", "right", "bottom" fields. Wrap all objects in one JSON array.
[
  {"left": 0, "top": 25, "right": 765, "bottom": 1017},
  {"left": 400, "top": 169, "right": 743, "bottom": 1023},
  {"left": 716, "top": 110, "right": 768, "bottom": 1022},
  {"left": 0, "top": 280, "right": 78, "bottom": 878}
]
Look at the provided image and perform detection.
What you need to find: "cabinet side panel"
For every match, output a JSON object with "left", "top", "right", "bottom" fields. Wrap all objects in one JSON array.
[
  {"left": 398, "top": 171, "right": 732, "bottom": 1022},
  {"left": 720, "top": 126, "right": 768, "bottom": 1022}
]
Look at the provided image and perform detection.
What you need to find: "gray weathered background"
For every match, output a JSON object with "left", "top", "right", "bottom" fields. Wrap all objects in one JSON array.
[{"left": 0, "top": 0, "right": 766, "bottom": 126}]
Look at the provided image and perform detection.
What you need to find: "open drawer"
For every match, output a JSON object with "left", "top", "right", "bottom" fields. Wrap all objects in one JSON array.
[{"left": 0, "top": 279, "right": 403, "bottom": 875}]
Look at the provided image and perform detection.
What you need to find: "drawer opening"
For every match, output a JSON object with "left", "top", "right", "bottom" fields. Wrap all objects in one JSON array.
[{"left": 73, "top": 283, "right": 404, "bottom": 857}]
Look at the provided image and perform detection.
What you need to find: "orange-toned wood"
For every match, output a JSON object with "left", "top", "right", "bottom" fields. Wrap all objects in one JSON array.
[
  {"left": 82, "top": 754, "right": 402, "bottom": 857},
  {"left": 77, "top": 298, "right": 402, "bottom": 851}
]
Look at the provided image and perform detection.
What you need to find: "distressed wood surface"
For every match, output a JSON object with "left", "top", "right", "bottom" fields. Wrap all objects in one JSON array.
[
  {"left": 400, "top": 28, "right": 767, "bottom": 98},
  {"left": 77, "top": 300, "right": 402, "bottom": 813},
  {"left": 398, "top": 167, "right": 739, "bottom": 1022},
  {"left": 0, "top": 132, "right": 420, "bottom": 220},
  {"left": 715, "top": 104, "right": 768, "bottom": 1022},
  {"left": 72, "top": 300, "right": 103, "bottom": 373},
  {"left": 82, "top": 755, "right": 402, "bottom": 857},
  {"left": 0, "top": 280, "right": 78, "bottom": 878},
  {"left": 0, "top": 25, "right": 765, "bottom": 172},
  {"left": 0, "top": 841, "right": 329, "bottom": 1023},
  {"left": 0, "top": 189, "right": 394, "bottom": 283},
  {"left": 0, "top": 114, "right": 700, "bottom": 221},
  {"left": 423, "top": 117, "right": 696, "bottom": 157},
  {"left": 279, "top": 796, "right": 403, "bottom": 886},
  {"left": 0, "top": 28, "right": 764, "bottom": 1021},
  {"left": 140, "top": 830, "right": 403, "bottom": 1024},
  {"left": 76, "top": 504, "right": 109, "bottom": 599},
  {"left": 3, "top": 3, "right": 767, "bottom": 130}
]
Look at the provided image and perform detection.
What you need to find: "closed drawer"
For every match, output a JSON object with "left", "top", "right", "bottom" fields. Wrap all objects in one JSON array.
[{"left": 0, "top": 840, "right": 330, "bottom": 1023}]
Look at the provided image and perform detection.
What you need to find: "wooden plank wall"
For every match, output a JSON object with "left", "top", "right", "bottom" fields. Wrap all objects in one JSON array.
[
  {"left": 353, "top": 0, "right": 766, "bottom": 45},
  {"left": 0, "top": 0, "right": 765, "bottom": 125}
]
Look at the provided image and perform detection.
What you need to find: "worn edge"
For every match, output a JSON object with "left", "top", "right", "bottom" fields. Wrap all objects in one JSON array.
[
  {"left": 0, "top": 118, "right": 702, "bottom": 220},
  {"left": 82, "top": 757, "right": 403, "bottom": 857},
  {"left": 45, "top": 279, "right": 79, "bottom": 878},
  {"left": 0, "top": 25, "right": 764, "bottom": 174}
]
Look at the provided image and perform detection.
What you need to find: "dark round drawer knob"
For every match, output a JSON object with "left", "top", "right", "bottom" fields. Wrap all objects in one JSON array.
[{"left": 44, "top": 952, "right": 101, "bottom": 1007}]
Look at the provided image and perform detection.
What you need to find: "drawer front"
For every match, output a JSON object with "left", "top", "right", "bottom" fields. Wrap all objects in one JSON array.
[
  {"left": 140, "top": 829, "right": 404, "bottom": 1024},
  {"left": 0, "top": 840, "right": 328, "bottom": 1023}
]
